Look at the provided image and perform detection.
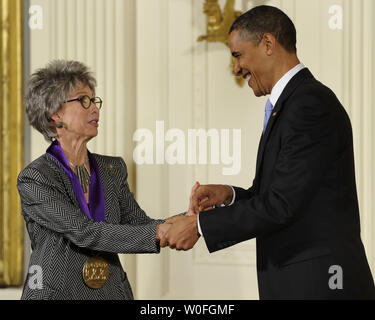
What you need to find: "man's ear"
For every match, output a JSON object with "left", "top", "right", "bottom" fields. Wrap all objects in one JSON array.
[{"left": 263, "top": 33, "right": 276, "bottom": 55}]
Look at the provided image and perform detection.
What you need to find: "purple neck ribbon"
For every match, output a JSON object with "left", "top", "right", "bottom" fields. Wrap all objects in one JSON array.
[{"left": 47, "top": 140, "right": 106, "bottom": 222}]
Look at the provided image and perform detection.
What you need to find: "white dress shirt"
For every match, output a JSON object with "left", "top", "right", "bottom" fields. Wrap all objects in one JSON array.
[
  {"left": 197, "top": 63, "right": 306, "bottom": 237},
  {"left": 269, "top": 63, "right": 306, "bottom": 107}
]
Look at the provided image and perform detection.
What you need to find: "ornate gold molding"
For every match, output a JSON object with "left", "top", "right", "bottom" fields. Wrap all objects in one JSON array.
[
  {"left": 197, "top": 0, "right": 244, "bottom": 86},
  {"left": 0, "top": 0, "right": 24, "bottom": 287}
]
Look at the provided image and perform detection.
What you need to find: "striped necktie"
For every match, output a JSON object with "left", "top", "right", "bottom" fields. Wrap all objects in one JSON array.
[{"left": 263, "top": 99, "right": 274, "bottom": 133}]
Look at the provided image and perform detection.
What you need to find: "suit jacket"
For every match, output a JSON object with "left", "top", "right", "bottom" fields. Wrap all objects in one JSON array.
[
  {"left": 18, "top": 153, "right": 163, "bottom": 300},
  {"left": 199, "top": 68, "right": 375, "bottom": 299}
]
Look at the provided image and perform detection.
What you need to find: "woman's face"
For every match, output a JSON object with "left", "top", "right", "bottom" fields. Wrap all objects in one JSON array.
[{"left": 53, "top": 83, "right": 100, "bottom": 142}]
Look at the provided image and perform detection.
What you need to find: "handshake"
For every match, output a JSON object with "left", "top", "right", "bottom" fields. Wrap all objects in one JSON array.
[{"left": 155, "top": 182, "right": 234, "bottom": 251}]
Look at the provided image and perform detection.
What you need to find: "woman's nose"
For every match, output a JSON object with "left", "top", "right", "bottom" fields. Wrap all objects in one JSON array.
[{"left": 90, "top": 102, "right": 99, "bottom": 114}]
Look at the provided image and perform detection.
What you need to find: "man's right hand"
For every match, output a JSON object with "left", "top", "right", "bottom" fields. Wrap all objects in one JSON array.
[{"left": 191, "top": 184, "right": 234, "bottom": 213}]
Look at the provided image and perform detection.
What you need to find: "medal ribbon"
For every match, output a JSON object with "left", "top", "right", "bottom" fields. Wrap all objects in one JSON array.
[{"left": 46, "top": 140, "right": 106, "bottom": 222}]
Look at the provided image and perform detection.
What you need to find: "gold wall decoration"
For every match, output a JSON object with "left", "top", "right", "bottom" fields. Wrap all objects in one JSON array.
[
  {"left": 0, "top": 0, "right": 24, "bottom": 287},
  {"left": 197, "top": 0, "right": 244, "bottom": 86}
]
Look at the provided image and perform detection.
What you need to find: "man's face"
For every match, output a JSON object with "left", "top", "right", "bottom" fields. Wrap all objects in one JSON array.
[{"left": 229, "top": 30, "right": 272, "bottom": 97}]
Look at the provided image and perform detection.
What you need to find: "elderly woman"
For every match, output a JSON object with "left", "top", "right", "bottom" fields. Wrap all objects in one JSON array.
[{"left": 18, "top": 60, "right": 172, "bottom": 300}]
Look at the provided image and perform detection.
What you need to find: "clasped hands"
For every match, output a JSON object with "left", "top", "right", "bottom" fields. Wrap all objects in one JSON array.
[{"left": 156, "top": 182, "right": 233, "bottom": 251}]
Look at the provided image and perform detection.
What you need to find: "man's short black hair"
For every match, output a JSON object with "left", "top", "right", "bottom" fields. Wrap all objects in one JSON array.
[{"left": 229, "top": 5, "right": 297, "bottom": 53}]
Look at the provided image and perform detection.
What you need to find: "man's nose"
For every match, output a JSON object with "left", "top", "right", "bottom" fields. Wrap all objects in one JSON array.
[{"left": 233, "top": 59, "right": 242, "bottom": 76}]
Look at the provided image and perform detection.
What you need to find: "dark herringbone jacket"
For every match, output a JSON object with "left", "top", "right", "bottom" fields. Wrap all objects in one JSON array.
[{"left": 18, "top": 153, "right": 163, "bottom": 300}]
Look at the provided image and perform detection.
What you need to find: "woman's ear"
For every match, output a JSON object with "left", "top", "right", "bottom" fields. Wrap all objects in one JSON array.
[
  {"left": 50, "top": 112, "right": 61, "bottom": 123},
  {"left": 50, "top": 112, "right": 63, "bottom": 129}
]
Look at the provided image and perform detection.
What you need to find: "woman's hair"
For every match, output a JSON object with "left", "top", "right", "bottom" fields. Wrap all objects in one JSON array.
[{"left": 25, "top": 60, "right": 97, "bottom": 141}]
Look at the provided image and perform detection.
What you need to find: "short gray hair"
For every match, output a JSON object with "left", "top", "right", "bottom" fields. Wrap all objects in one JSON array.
[{"left": 25, "top": 60, "right": 97, "bottom": 142}]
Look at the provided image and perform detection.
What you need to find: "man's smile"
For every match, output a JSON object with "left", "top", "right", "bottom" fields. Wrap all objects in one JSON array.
[{"left": 243, "top": 72, "right": 252, "bottom": 86}]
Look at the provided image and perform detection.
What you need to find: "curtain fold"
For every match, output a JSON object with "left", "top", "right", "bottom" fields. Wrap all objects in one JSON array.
[{"left": 0, "top": 0, "right": 24, "bottom": 287}]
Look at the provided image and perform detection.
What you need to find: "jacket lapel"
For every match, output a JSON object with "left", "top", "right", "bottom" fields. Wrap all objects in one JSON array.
[
  {"left": 45, "top": 153, "right": 117, "bottom": 223},
  {"left": 93, "top": 155, "right": 111, "bottom": 221},
  {"left": 92, "top": 154, "right": 120, "bottom": 223},
  {"left": 45, "top": 154, "right": 81, "bottom": 207},
  {"left": 254, "top": 68, "right": 315, "bottom": 183}
]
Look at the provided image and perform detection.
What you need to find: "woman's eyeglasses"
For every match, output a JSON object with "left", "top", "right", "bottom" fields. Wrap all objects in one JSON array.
[{"left": 65, "top": 95, "right": 103, "bottom": 110}]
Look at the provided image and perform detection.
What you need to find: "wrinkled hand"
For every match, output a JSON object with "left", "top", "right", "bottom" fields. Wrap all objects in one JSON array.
[
  {"left": 156, "top": 222, "right": 172, "bottom": 241},
  {"left": 191, "top": 184, "right": 233, "bottom": 213},
  {"left": 160, "top": 215, "right": 200, "bottom": 250}
]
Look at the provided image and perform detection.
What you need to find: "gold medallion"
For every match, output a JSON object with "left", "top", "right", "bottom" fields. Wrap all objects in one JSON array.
[{"left": 82, "top": 256, "right": 109, "bottom": 289}]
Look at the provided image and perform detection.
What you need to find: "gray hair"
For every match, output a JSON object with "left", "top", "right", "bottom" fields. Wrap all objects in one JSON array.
[{"left": 25, "top": 60, "right": 97, "bottom": 142}]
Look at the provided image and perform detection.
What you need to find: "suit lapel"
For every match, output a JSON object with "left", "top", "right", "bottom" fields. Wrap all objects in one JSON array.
[{"left": 254, "top": 68, "right": 315, "bottom": 181}]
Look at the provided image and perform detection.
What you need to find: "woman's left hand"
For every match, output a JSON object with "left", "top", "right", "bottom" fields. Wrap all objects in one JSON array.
[{"left": 156, "top": 223, "right": 172, "bottom": 241}]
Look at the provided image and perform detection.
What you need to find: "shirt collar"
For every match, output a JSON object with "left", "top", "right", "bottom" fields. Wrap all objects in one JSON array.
[{"left": 269, "top": 63, "right": 306, "bottom": 107}]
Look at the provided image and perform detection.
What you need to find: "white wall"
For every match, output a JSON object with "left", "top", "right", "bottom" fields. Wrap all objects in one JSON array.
[
  {"left": 28, "top": 0, "right": 139, "bottom": 289},
  {"left": 3, "top": 0, "right": 373, "bottom": 300},
  {"left": 134, "top": 0, "right": 375, "bottom": 299},
  {"left": 1, "top": 0, "right": 138, "bottom": 300}
]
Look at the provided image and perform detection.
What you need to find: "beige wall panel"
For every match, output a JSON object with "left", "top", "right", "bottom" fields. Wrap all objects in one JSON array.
[
  {"left": 25, "top": 0, "right": 138, "bottom": 296},
  {"left": 12, "top": 0, "right": 373, "bottom": 301},
  {"left": 135, "top": 0, "right": 374, "bottom": 299}
]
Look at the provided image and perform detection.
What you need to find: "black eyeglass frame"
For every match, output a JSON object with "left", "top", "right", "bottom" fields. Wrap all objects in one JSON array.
[{"left": 65, "top": 95, "right": 103, "bottom": 110}]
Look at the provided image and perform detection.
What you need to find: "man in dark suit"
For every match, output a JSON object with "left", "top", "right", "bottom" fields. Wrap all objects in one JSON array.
[{"left": 161, "top": 5, "right": 375, "bottom": 299}]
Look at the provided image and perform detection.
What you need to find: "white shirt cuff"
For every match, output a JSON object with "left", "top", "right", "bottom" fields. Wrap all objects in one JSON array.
[
  {"left": 218, "top": 185, "right": 235, "bottom": 207},
  {"left": 228, "top": 185, "right": 235, "bottom": 205},
  {"left": 197, "top": 213, "right": 203, "bottom": 237},
  {"left": 197, "top": 186, "right": 235, "bottom": 237}
]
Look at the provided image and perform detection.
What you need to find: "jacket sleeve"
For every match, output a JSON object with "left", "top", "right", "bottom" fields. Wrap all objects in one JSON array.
[
  {"left": 17, "top": 166, "right": 161, "bottom": 254},
  {"left": 200, "top": 94, "right": 337, "bottom": 253},
  {"left": 233, "top": 182, "right": 256, "bottom": 202}
]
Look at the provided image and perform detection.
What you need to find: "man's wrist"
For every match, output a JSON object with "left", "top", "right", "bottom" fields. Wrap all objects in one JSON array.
[
  {"left": 197, "top": 213, "right": 203, "bottom": 237},
  {"left": 228, "top": 185, "right": 235, "bottom": 205},
  {"left": 224, "top": 185, "right": 235, "bottom": 206}
]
